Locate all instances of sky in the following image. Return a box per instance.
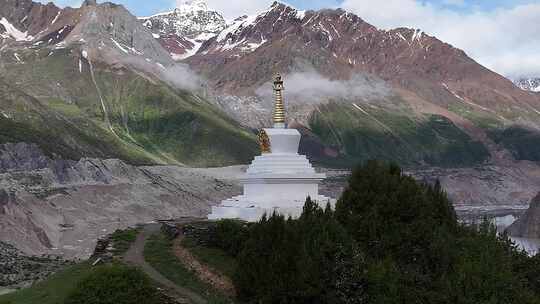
[38,0,540,78]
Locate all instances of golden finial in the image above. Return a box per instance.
[273,73,285,128]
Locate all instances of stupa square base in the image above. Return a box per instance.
[208,196,335,222]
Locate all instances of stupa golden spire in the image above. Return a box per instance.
[273,73,286,128]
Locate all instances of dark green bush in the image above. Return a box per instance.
[64,264,160,304]
[219,161,540,304]
[234,199,366,303]
[212,220,250,257]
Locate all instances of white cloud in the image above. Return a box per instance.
[442,0,466,7]
[255,71,391,102]
[341,0,540,78]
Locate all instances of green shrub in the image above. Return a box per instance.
[110,228,139,255]
[211,220,250,257]
[335,160,458,272]
[234,199,366,303]
[488,126,540,161]
[64,264,160,304]
[230,161,540,304]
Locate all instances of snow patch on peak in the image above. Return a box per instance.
[296,10,306,20]
[412,29,423,42]
[0,17,34,42]
[217,15,258,43]
[141,0,225,39]
[514,78,540,93]
[177,0,209,13]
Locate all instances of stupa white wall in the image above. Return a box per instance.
[208,128,335,222]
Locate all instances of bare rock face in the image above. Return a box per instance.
[0,143,52,173]
[0,143,240,259]
[0,0,175,77]
[507,193,540,238]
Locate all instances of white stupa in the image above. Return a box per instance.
[208,74,335,222]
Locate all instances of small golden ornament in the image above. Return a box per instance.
[258,129,271,154]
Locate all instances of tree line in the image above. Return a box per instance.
[213,161,540,304]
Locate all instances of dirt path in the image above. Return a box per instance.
[173,234,236,297]
[124,224,207,304]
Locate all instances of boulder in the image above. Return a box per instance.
[507,193,540,238]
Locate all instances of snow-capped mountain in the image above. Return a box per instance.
[515,78,540,92]
[140,0,226,60]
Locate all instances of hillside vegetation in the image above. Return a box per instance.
[192,161,540,303]
[310,103,490,167]
[0,48,258,166]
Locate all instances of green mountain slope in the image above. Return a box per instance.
[310,102,490,167]
[0,47,258,166]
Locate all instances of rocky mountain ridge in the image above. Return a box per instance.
[515,78,540,93]
[178,2,540,167]
[2,0,540,168]
[139,0,226,60]
[0,0,259,167]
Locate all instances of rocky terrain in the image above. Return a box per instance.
[507,193,540,238]
[0,241,70,289]
[0,143,240,259]
[411,162,540,212]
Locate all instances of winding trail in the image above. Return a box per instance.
[124,224,207,304]
[173,233,236,297]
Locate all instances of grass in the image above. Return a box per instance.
[0,263,92,304]
[0,47,258,167]
[143,233,234,303]
[110,228,140,256]
[309,102,490,168]
[181,237,238,278]
[447,102,503,130]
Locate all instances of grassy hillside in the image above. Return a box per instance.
[144,233,233,303]
[310,102,490,167]
[0,263,92,304]
[0,48,258,167]
[488,126,540,162]
[0,79,153,163]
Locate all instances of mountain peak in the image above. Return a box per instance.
[82,0,97,6]
[514,77,540,92]
[176,0,209,13]
[140,0,225,60]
